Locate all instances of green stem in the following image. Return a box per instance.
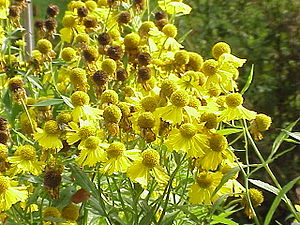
[242,119,300,221]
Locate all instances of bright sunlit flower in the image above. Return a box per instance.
[0,175,28,211]
[8,145,43,175]
[33,120,63,150]
[127,149,169,188]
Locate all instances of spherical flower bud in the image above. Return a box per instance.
[71,91,90,106]
[45,18,57,31]
[138,21,155,36]
[62,15,76,28]
[201,112,218,129]
[179,123,197,138]
[174,50,189,65]
[202,59,218,76]
[138,112,155,129]
[248,188,264,207]
[75,33,90,45]
[56,111,72,124]
[155,11,167,20]
[118,102,131,117]
[170,90,189,107]
[0,131,9,145]
[208,87,221,97]
[98,32,111,46]
[83,16,98,28]
[108,29,121,41]
[36,39,52,54]
[84,136,99,149]
[83,46,98,62]
[116,68,128,82]
[46,4,59,17]
[225,93,243,107]
[43,207,61,219]
[212,42,231,59]
[8,77,24,93]
[9,6,21,18]
[160,79,177,98]
[70,68,87,84]
[118,11,131,24]
[137,66,151,82]
[77,6,88,17]
[103,105,122,123]
[141,96,158,112]
[34,19,45,30]
[106,45,124,60]
[15,145,36,160]
[44,170,62,189]
[124,33,140,50]
[162,24,177,38]
[196,172,213,188]
[209,133,228,152]
[0,118,8,132]
[61,204,79,221]
[137,52,151,66]
[93,70,109,86]
[102,59,117,74]
[44,120,60,135]
[78,126,96,139]
[142,149,159,168]
[61,47,76,62]
[107,142,125,159]
[254,114,272,132]
[155,19,168,30]
[187,52,203,71]
[101,90,118,104]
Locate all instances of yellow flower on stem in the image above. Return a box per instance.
[101,142,141,175]
[165,123,208,157]
[0,0,9,19]
[76,136,107,167]
[155,90,199,124]
[59,14,85,43]
[127,149,169,188]
[0,175,28,211]
[158,0,192,15]
[200,133,229,170]
[188,171,229,204]
[8,145,43,175]
[219,93,257,122]
[71,91,102,122]
[33,120,63,151]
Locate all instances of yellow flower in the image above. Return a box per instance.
[188,171,229,204]
[33,120,63,150]
[101,142,141,175]
[76,136,107,167]
[127,149,169,188]
[0,0,9,19]
[219,93,257,122]
[66,120,98,147]
[165,123,208,157]
[155,90,199,124]
[0,175,28,211]
[8,145,43,175]
[59,15,85,43]
[158,0,192,15]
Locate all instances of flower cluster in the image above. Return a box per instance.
[0,0,273,223]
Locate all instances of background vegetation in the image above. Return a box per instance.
[31,0,300,223]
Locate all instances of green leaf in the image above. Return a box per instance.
[211,215,238,225]
[241,64,254,94]
[178,29,193,43]
[160,211,180,225]
[269,119,299,159]
[249,179,279,196]
[30,98,64,107]
[12,129,34,145]
[212,167,240,197]
[61,95,74,108]
[68,164,98,198]
[283,131,300,142]
[217,128,243,135]
[264,176,300,225]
